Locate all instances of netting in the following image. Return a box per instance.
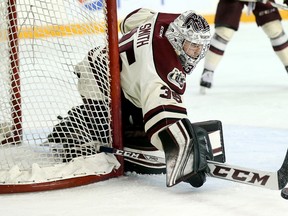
[0,0,121,192]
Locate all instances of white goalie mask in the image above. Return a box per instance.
[165,11,211,74]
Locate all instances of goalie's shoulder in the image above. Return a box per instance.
[120,8,157,34]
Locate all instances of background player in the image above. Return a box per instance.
[200,0,288,92]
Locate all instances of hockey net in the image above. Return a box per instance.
[0,0,122,193]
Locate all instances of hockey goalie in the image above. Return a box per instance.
[47,8,226,188]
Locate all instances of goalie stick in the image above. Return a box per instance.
[96,144,288,190]
[236,0,288,10]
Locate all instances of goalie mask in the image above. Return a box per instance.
[165,11,211,74]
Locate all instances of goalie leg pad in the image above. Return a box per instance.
[159,118,213,187]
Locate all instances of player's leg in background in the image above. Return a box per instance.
[254,3,288,73]
[200,0,243,93]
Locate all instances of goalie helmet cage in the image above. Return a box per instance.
[0,0,123,193]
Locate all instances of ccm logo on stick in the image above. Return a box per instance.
[115,149,140,159]
[212,165,270,186]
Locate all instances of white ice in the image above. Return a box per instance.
[1,22,288,216]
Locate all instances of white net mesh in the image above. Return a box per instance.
[0,0,120,189]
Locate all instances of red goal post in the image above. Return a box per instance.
[0,0,123,193]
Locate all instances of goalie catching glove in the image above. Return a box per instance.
[159,118,213,187]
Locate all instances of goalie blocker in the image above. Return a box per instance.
[123,119,226,187]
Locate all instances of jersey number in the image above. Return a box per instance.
[160,86,182,103]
